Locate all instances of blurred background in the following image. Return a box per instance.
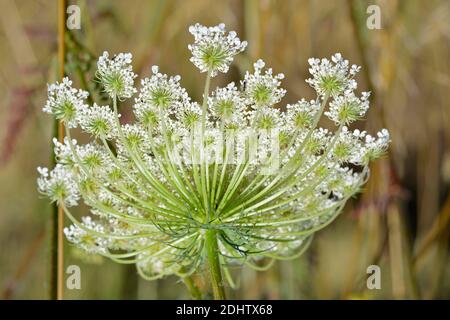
[0,0,449,299]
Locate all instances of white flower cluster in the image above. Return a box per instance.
[208,82,246,126]
[363,128,390,163]
[77,103,117,139]
[325,91,370,125]
[97,51,137,99]
[37,23,389,282]
[134,66,189,124]
[64,217,110,254]
[306,53,360,98]
[43,78,89,128]
[37,164,79,207]
[284,99,321,130]
[243,59,286,107]
[188,23,247,77]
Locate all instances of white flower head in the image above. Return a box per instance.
[64,217,109,254]
[37,164,79,207]
[188,23,247,77]
[77,103,117,139]
[38,22,390,284]
[177,101,203,129]
[97,51,137,100]
[325,91,370,125]
[134,66,189,116]
[306,53,360,98]
[243,59,286,107]
[362,128,390,163]
[43,77,89,128]
[75,142,111,173]
[285,99,321,130]
[208,82,246,124]
[332,126,364,164]
[120,124,147,150]
[53,137,77,167]
[253,107,283,130]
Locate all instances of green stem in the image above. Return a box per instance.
[200,71,212,219]
[201,70,212,134]
[205,230,226,300]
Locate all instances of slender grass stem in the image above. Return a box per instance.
[50,0,66,301]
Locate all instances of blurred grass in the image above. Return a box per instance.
[0,0,449,299]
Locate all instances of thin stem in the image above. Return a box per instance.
[111,97,188,210]
[227,94,329,209]
[210,121,225,208]
[50,0,66,301]
[205,230,226,300]
[201,70,212,135]
[154,112,202,210]
[214,130,233,206]
[222,124,344,218]
[65,129,187,220]
[200,71,212,219]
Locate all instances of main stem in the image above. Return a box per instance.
[205,230,226,300]
[200,71,225,299]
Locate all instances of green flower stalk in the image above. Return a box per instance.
[37,23,390,299]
